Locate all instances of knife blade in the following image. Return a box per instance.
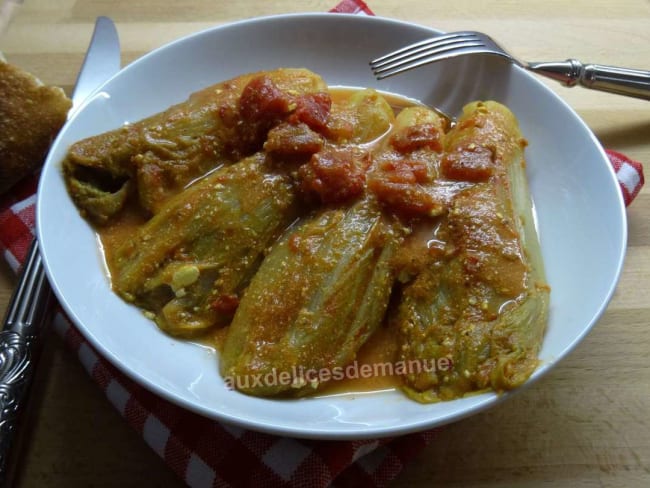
[70,17,121,114]
[0,16,121,486]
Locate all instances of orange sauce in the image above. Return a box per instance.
[206,322,401,395]
[317,324,401,395]
[98,206,147,279]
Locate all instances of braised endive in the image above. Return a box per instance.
[110,153,300,337]
[63,68,328,223]
[220,197,402,396]
[396,101,549,402]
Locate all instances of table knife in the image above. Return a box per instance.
[0,16,121,485]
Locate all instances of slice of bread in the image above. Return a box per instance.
[0,57,72,193]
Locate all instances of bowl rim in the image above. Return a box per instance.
[37,12,628,439]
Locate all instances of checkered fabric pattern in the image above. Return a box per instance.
[0,1,644,486]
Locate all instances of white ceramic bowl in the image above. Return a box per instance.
[37,14,626,439]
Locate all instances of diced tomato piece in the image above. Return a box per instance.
[441,145,494,182]
[289,92,332,133]
[368,158,441,217]
[390,124,443,153]
[239,76,293,123]
[299,147,370,204]
[264,122,324,157]
[211,294,240,315]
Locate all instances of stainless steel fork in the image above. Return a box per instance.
[370,31,650,101]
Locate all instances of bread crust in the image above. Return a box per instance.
[0,60,71,193]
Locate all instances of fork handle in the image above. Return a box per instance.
[527,59,650,101]
[0,239,53,486]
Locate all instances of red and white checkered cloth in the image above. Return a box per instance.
[0,1,645,486]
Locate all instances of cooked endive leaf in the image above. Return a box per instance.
[325,88,395,144]
[347,88,395,143]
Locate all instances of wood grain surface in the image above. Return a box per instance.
[1,1,649,486]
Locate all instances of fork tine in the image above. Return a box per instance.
[372,40,484,78]
[370,34,481,70]
[370,31,478,67]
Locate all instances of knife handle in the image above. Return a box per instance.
[0,239,53,486]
